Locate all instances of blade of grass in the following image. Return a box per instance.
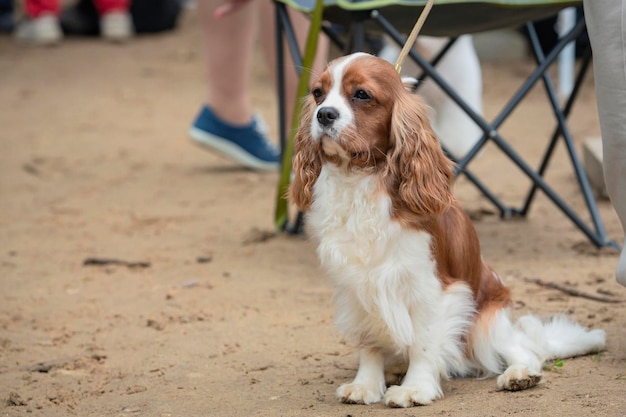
[274,0,325,231]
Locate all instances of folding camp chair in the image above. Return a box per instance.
[273,0,618,249]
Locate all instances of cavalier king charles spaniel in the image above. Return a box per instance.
[289,52,606,408]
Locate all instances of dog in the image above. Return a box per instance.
[288,52,606,408]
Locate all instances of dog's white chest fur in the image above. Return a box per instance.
[307,163,442,349]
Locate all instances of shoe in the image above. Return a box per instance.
[189,106,280,171]
[100,11,133,42]
[14,13,62,45]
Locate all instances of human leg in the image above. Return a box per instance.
[583,0,626,286]
[189,0,280,171]
[16,0,62,45]
[24,0,59,17]
[199,0,258,125]
[93,0,133,42]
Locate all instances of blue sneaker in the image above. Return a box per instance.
[189,106,280,171]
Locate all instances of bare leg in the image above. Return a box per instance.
[198,0,258,125]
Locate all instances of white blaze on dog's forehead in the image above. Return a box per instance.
[322,54,361,109]
[313,53,370,139]
[328,52,370,75]
[326,52,370,97]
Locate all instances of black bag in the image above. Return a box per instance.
[61,0,182,35]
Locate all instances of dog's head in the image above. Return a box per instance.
[289,52,454,217]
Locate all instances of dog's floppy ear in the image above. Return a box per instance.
[386,90,454,216]
[289,97,322,210]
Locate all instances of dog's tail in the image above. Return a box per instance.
[470,310,606,377]
[515,314,606,361]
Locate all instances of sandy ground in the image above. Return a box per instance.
[1,8,626,417]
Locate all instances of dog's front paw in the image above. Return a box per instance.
[497,364,542,391]
[336,382,383,404]
[383,384,439,408]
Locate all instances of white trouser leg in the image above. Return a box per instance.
[583,0,626,286]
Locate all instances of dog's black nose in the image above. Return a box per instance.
[317,107,339,127]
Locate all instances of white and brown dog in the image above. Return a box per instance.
[289,52,605,408]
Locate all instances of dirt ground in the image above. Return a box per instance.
[1,8,625,417]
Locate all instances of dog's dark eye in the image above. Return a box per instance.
[312,88,323,99]
[353,89,371,101]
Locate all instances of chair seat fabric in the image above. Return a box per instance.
[276,0,581,36]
